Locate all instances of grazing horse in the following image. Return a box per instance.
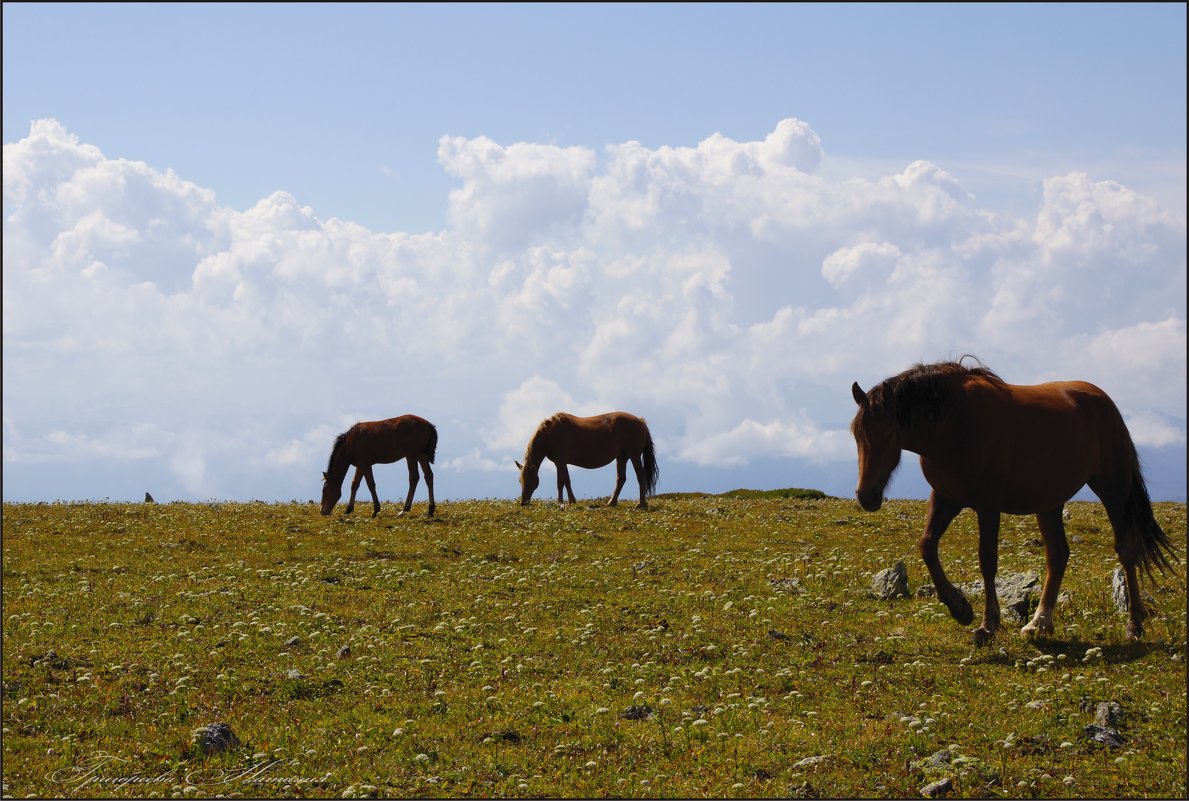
[516,412,659,508]
[321,415,438,517]
[850,360,1178,645]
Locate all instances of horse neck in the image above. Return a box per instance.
[896,403,961,459]
[327,438,353,485]
[524,427,550,470]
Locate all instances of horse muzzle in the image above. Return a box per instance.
[855,489,883,512]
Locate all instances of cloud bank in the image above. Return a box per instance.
[3,118,1185,501]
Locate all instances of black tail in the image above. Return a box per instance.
[640,432,659,498]
[424,424,438,464]
[1124,449,1179,581]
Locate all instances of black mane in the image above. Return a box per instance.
[867,358,1003,429]
[325,431,349,475]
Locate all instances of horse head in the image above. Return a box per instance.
[850,381,901,512]
[515,460,539,506]
[320,470,341,515]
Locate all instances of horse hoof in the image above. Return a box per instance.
[948,596,974,626]
[973,627,996,647]
[427,506,436,517]
[1020,622,1052,639]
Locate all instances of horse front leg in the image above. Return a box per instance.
[362,465,380,518]
[346,466,365,515]
[919,494,973,626]
[564,470,577,504]
[609,455,627,507]
[555,462,570,506]
[403,458,420,515]
[973,509,1002,647]
[420,458,436,517]
[1021,507,1069,638]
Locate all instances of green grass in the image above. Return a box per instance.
[2,494,1185,798]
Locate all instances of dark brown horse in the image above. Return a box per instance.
[321,415,438,517]
[850,360,1178,645]
[516,412,659,508]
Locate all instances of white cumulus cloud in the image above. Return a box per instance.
[3,117,1185,502]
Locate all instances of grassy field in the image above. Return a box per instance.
[2,492,1185,798]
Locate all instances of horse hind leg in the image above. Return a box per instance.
[630,452,648,509]
[420,458,435,516]
[1021,508,1069,639]
[1091,480,1149,639]
[973,509,1002,647]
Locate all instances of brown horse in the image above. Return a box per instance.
[850,359,1178,645]
[516,412,659,508]
[321,415,438,517]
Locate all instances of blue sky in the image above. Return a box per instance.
[3,3,1186,503]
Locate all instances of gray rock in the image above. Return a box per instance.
[144,492,155,503]
[1112,567,1129,612]
[1084,724,1125,748]
[913,749,952,771]
[958,572,1040,622]
[1095,701,1124,728]
[336,645,351,659]
[997,572,1040,622]
[916,583,936,598]
[285,669,306,680]
[283,636,301,650]
[191,722,240,756]
[921,777,953,798]
[621,704,652,720]
[871,560,910,600]
[792,754,832,769]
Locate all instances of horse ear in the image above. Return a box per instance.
[322,471,329,482]
[514,461,523,471]
[852,382,867,407]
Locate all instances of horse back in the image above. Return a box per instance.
[347,415,435,465]
[548,412,649,469]
[924,378,1129,512]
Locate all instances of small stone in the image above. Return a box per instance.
[792,754,832,769]
[285,669,305,680]
[921,777,953,798]
[621,704,652,720]
[283,636,301,649]
[191,722,240,756]
[871,561,910,600]
[144,492,155,503]
[1095,702,1124,728]
[913,749,952,771]
[336,645,351,659]
[1112,568,1129,612]
[996,572,1041,622]
[1084,724,1125,748]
